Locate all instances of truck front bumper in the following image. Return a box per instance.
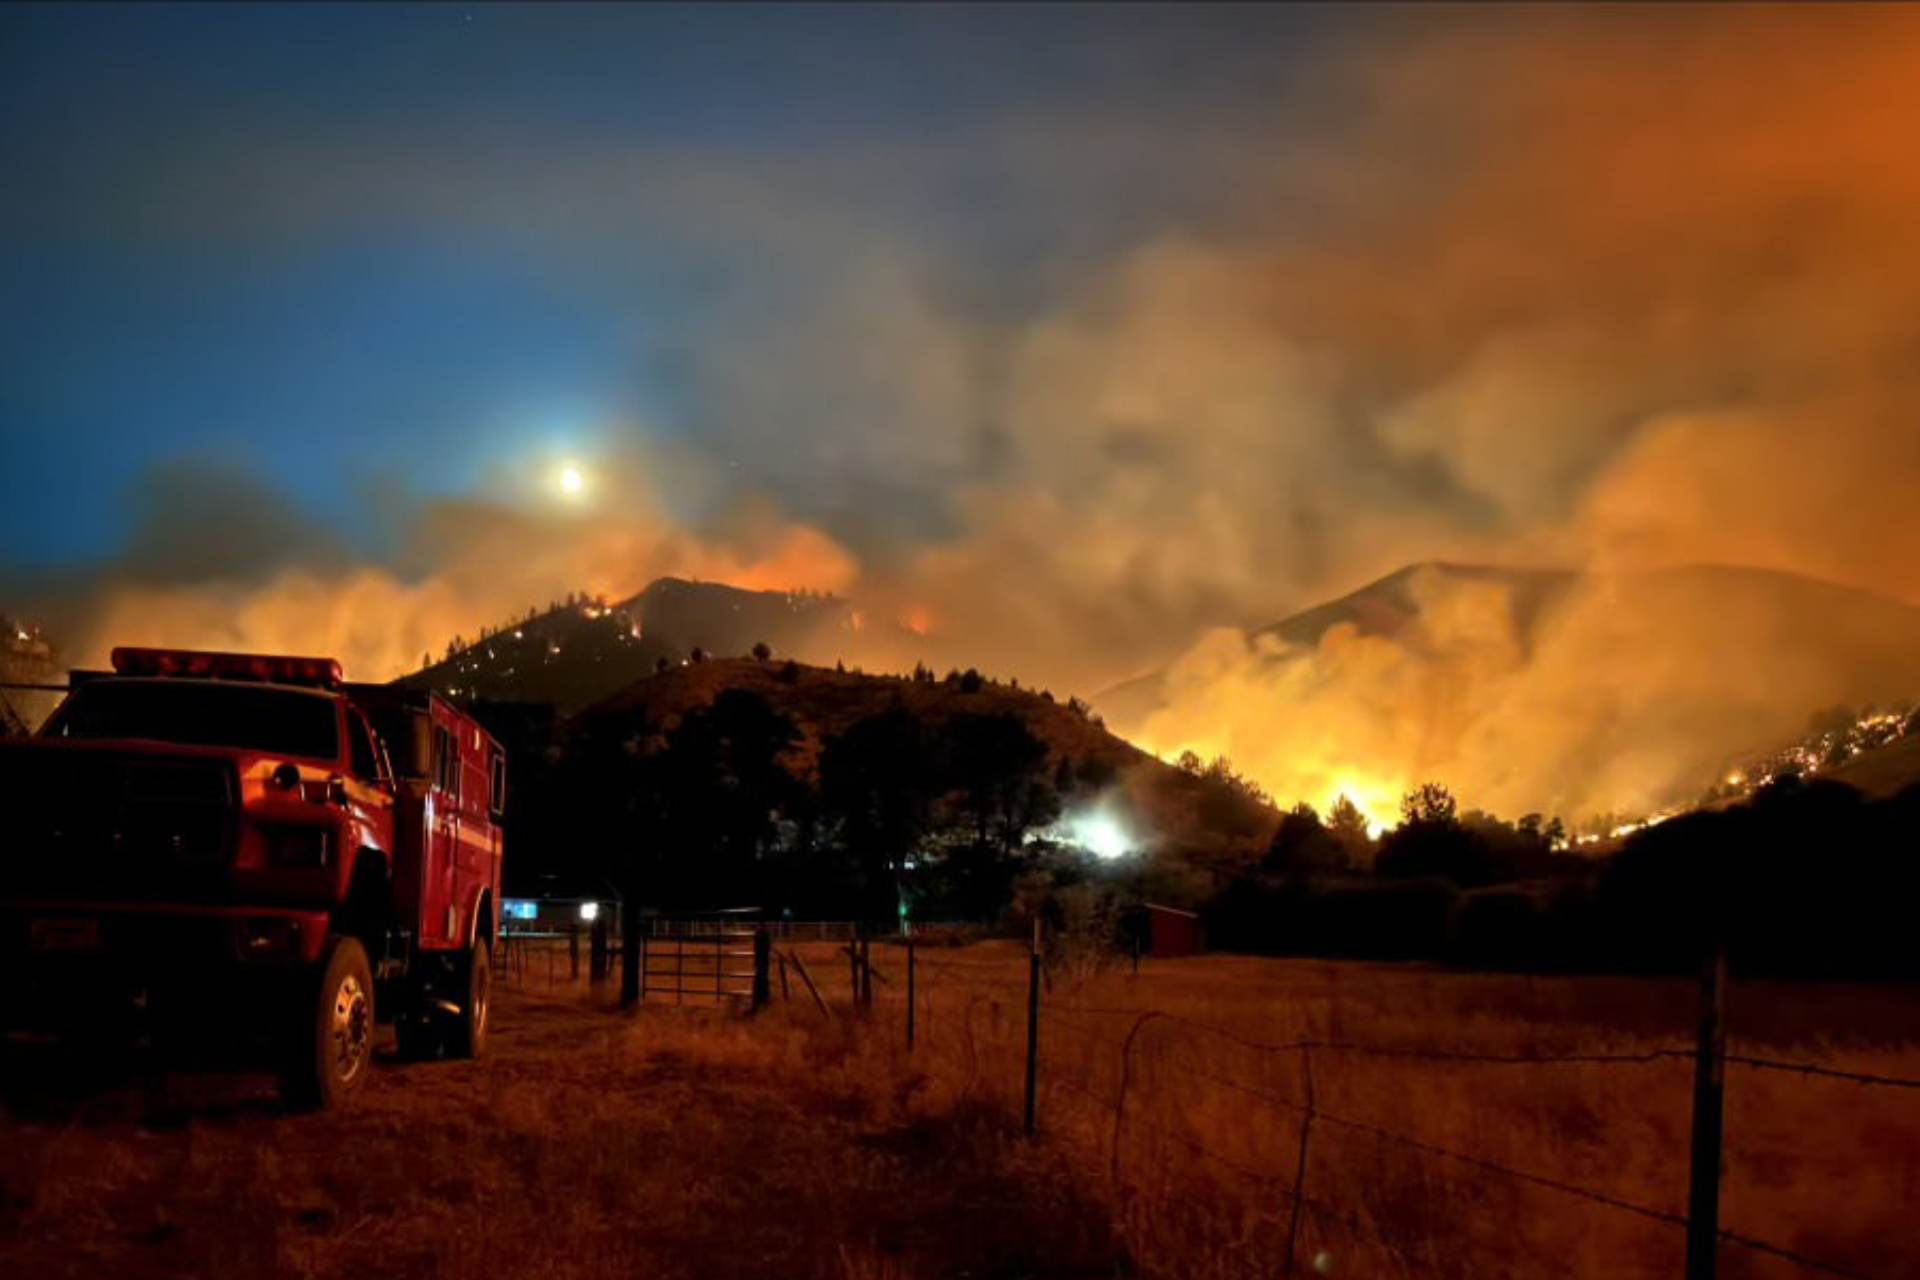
[0,900,332,1037]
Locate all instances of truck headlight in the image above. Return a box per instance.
[236,916,303,960]
[262,825,331,868]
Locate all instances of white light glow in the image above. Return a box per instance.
[1067,809,1136,861]
[558,464,585,498]
[578,901,599,922]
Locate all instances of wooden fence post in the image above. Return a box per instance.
[638,929,650,1004]
[1024,916,1042,1137]
[1686,938,1729,1280]
[1282,1045,1317,1280]
[751,926,772,1012]
[620,901,640,1008]
[906,934,917,1050]
[849,932,862,1009]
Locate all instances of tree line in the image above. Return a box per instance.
[503,687,1140,930]
[1211,773,1920,979]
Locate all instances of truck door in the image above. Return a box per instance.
[455,731,488,941]
[427,720,462,946]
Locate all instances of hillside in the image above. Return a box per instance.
[405,578,854,713]
[1096,560,1920,817]
[577,658,1277,866]
[1797,720,1920,799]
[1255,561,1578,650]
[1096,561,1578,726]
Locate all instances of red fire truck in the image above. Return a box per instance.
[0,647,505,1107]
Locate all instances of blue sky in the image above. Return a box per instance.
[0,3,1371,573]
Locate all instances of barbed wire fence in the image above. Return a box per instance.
[804,930,1919,1280]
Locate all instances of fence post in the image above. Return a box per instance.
[568,929,580,981]
[590,912,609,984]
[1282,1045,1317,1280]
[620,901,641,1008]
[1024,915,1042,1138]
[849,929,862,1010]
[1686,938,1728,1280]
[861,936,874,1007]
[906,933,917,1050]
[752,927,771,1012]
[639,929,650,1004]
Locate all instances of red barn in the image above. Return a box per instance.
[1138,903,1205,959]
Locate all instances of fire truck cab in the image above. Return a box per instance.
[0,647,505,1107]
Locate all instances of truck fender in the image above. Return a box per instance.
[465,887,495,951]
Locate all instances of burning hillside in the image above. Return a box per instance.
[1106,562,1920,830]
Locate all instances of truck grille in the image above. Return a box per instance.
[0,752,238,898]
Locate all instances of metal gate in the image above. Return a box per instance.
[639,923,770,1006]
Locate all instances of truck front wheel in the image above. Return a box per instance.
[444,939,490,1060]
[282,936,375,1110]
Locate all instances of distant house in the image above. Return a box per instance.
[1127,903,1205,959]
[500,871,620,938]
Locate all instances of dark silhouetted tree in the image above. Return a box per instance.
[649,689,801,898]
[820,708,938,921]
[1264,803,1349,878]
[1401,782,1458,826]
[1326,794,1374,864]
[945,713,1058,856]
[1378,783,1494,887]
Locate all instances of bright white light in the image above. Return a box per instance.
[1068,810,1135,861]
[578,901,599,922]
[558,464,585,497]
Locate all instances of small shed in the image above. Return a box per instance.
[1127,902,1205,959]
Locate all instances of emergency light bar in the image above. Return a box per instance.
[109,647,344,688]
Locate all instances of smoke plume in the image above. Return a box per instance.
[19,8,1920,822]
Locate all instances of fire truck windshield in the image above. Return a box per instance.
[46,680,341,761]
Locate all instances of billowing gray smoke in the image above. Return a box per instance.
[20,8,1920,823]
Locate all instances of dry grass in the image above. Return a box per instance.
[0,984,1120,1280]
[811,941,1920,1280]
[11,946,1915,1280]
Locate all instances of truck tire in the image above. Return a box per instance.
[281,936,375,1111]
[444,939,490,1060]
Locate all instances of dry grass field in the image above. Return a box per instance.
[5,946,1916,1280]
[0,984,1117,1280]
[793,940,1920,1280]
